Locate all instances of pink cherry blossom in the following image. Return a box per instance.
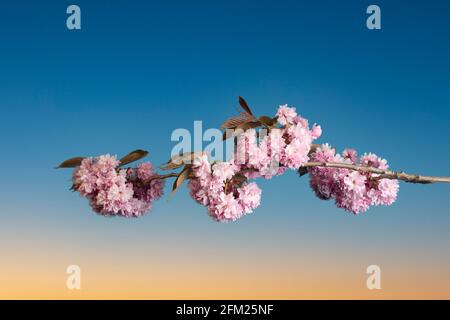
[311,124,322,139]
[188,103,320,222]
[342,148,357,164]
[212,162,236,182]
[67,101,403,222]
[238,182,262,214]
[136,162,155,180]
[308,144,399,215]
[276,104,297,125]
[344,171,366,194]
[72,155,164,217]
[211,192,243,222]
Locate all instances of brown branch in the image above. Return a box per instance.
[144,172,196,183]
[300,162,450,184]
[145,161,450,185]
[144,173,179,182]
[140,143,450,185]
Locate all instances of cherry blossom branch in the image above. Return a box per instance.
[146,161,450,185]
[145,172,179,181]
[143,142,450,185]
[299,162,450,184]
[58,97,450,219]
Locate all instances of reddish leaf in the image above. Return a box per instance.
[238,96,254,116]
[57,157,85,168]
[258,116,273,126]
[298,167,308,177]
[161,152,203,170]
[119,149,148,166]
[269,116,278,126]
[236,121,261,131]
[172,166,191,193]
[221,111,253,129]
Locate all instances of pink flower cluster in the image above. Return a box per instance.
[68,104,401,222]
[308,144,399,214]
[235,105,321,179]
[189,105,321,221]
[188,154,262,222]
[72,155,164,217]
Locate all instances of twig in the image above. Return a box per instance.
[148,161,450,185]
[144,173,179,182]
[300,162,450,184]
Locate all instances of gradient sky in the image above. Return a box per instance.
[1,0,450,299]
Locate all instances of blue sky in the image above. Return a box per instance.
[0,0,450,296]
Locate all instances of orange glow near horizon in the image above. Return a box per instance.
[1,238,449,299]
